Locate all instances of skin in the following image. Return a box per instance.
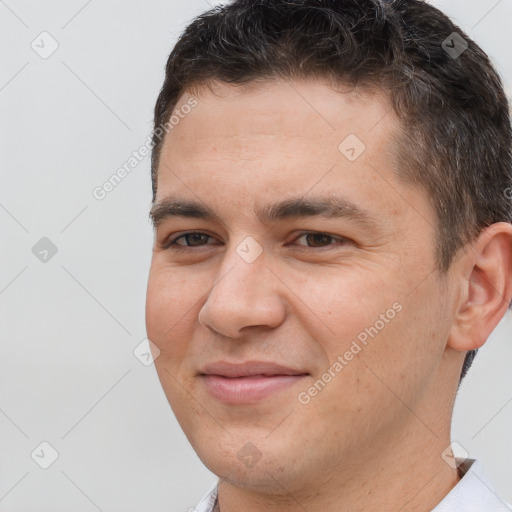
[145,78,512,512]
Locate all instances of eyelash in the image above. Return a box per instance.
[160,231,349,251]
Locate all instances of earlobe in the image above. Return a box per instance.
[448,222,512,352]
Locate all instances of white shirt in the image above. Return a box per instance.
[192,458,512,512]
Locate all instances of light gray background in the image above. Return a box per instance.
[0,1,510,511]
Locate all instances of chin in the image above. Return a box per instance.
[192,434,311,494]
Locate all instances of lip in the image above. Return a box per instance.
[199,361,309,404]
[200,361,308,378]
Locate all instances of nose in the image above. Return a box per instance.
[198,243,287,339]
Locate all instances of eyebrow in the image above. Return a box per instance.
[149,194,378,230]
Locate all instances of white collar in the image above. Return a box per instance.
[193,459,511,512]
[434,458,511,511]
[192,480,218,512]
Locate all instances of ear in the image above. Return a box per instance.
[448,222,512,351]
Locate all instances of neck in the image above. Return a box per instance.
[214,422,461,512]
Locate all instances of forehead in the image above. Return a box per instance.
[158,78,399,185]
[170,78,396,149]
[154,78,433,232]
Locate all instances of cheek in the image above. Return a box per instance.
[353,276,450,404]
[145,265,203,356]
[145,267,204,415]
[298,263,443,411]
[296,265,401,355]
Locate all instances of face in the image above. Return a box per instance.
[145,78,458,494]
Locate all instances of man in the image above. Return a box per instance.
[145,0,512,510]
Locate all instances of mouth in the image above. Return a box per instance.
[199,361,309,404]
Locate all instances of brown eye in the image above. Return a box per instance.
[162,232,219,250]
[175,233,212,246]
[295,232,344,248]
